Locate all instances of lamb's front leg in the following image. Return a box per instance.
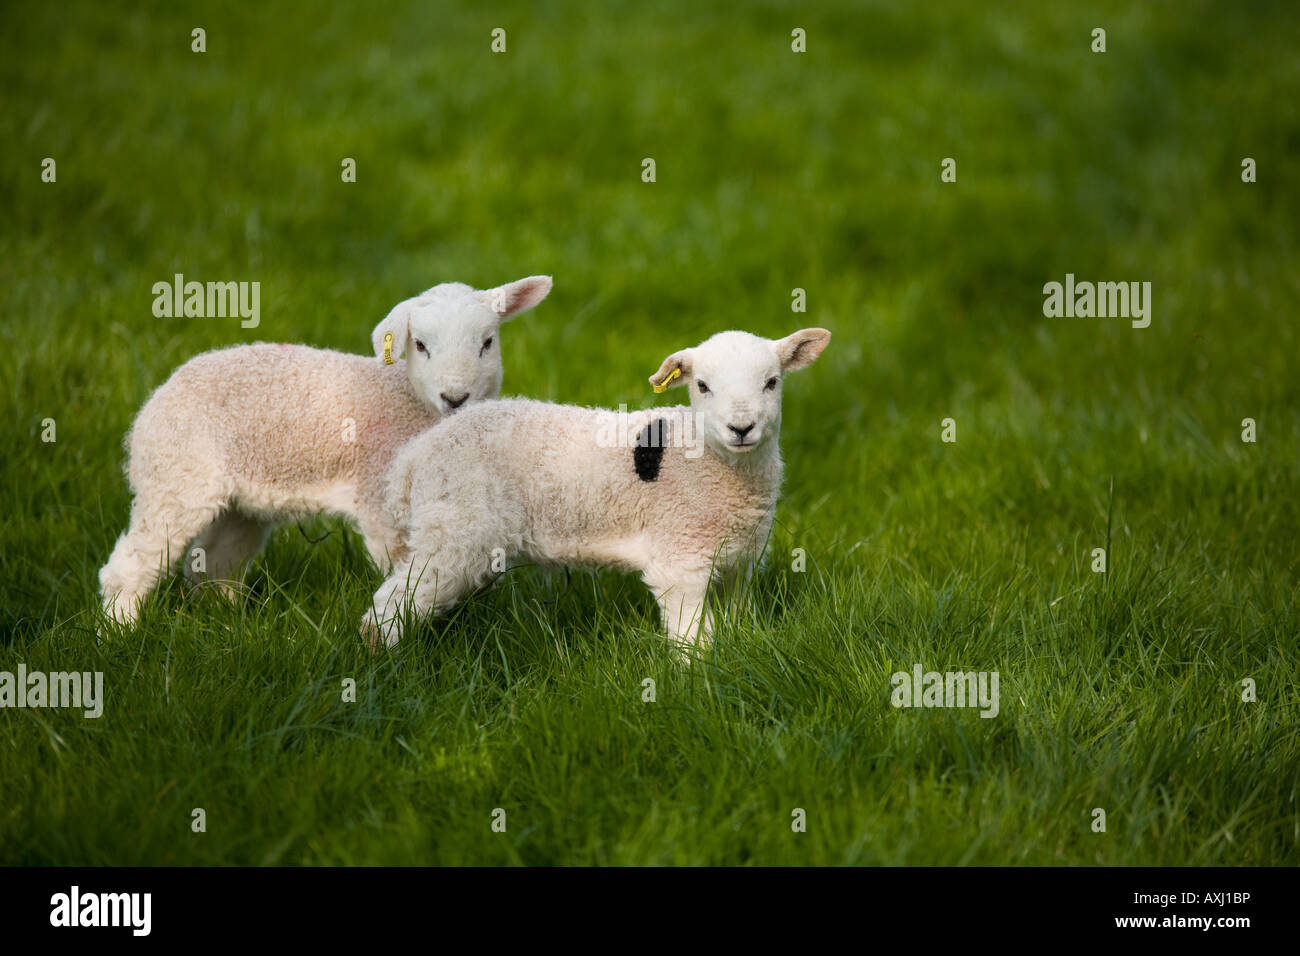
[644,570,712,660]
[361,552,485,652]
[362,562,414,652]
[359,516,408,574]
[356,489,408,573]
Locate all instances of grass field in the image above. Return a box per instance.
[2,1,1298,865]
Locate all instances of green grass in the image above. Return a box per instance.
[2,0,1298,865]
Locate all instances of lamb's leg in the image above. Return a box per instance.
[357,511,406,574]
[644,571,712,659]
[99,492,227,628]
[362,550,492,652]
[360,468,413,574]
[362,561,416,651]
[186,510,272,599]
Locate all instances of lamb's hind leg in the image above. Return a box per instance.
[99,490,228,628]
[186,509,272,600]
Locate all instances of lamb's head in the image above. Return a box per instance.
[649,328,830,456]
[371,275,552,415]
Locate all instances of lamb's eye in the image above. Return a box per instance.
[415,340,428,355]
[697,381,710,394]
[765,376,779,391]
[481,336,493,354]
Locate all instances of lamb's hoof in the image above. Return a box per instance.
[99,599,138,637]
[670,640,699,665]
[669,630,712,665]
[360,618,389,654]
[191,579,240,602]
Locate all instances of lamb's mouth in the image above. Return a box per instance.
[728,439,758,451]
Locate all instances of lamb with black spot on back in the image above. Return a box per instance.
[364,326,831,657]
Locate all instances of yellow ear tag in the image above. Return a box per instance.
[383,332,395,365]
[652,366,681,393]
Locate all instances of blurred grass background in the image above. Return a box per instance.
[0,0,1297,864]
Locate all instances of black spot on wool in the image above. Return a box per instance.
[633,418,668,482]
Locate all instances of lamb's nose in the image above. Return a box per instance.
[728,422,755,439]
[441,392,470,409]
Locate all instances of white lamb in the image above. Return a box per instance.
[364,327,831,654]
[99,275,553,627]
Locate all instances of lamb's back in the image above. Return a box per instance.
[127,343,437,491]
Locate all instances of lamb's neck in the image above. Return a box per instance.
[707,437,784,503]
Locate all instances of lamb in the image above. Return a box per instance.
[98,275,553,627]
[363,326,831,655]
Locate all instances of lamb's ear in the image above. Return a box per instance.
[648,349,693,392]
[482,275,553,322]
[773,328,831,372]
[371,302,410,362]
